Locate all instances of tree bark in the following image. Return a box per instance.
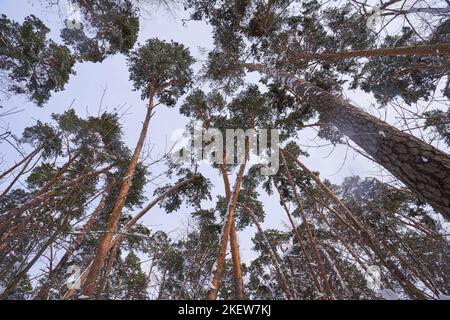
[245,63,450,220]
[380,7,450,16]
[82,92,155,297]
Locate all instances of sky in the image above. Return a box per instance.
[1,0,446,271]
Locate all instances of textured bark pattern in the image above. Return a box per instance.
[246,64,450,220]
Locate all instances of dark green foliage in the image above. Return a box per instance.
[60,0,140,62]
[128,38,195,105]
[105,251,148,300]
[351,27,450,105]
[22,121,62,158]
[0,15,76,105]
[424,109,450,147]
[154,174,212,213]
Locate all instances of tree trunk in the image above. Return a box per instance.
[283,150,430,299]
[82,92,155,297]
[273,179,323,297]
[0,150,35,202]
[381,7,450,16]
[0,163,114,253]
[290,43,450,61]
[0,151,80,234]
[229,221,245,299]
[0,215,69,299]
[245,63,450,220]
[97,241,119,298]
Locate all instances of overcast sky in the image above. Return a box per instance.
[2,0,446,266]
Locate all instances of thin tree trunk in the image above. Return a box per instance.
[0,152,80,235]
[245,63,450,219]
[97,241,119,298]
[145,259,155,291]
[0,163,114,252]
[83,92,155,297]
[280,152,334,300]
[0,216,69,299]
[380,7,450,16]
[0,150,35,202]
[244,206,293,299]
[157,268,167,300]
[273,179,323,297]
[34,186,109,300]
[284,150,430,299]
[290,43,450,61]
[321,247,349,298]
[0,145,42,181]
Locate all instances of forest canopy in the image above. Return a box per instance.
[0,0,449,301]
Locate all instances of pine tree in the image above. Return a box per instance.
[82,38,195,297]
[0,15,76,105]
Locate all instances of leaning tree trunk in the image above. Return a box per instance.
[0,163,114,253]
[290,43,450,61]
[273,179,324,297]
[0,150,35,202]
[82,91,155,297]
[245,63,450,220]
[280,152,334,300]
